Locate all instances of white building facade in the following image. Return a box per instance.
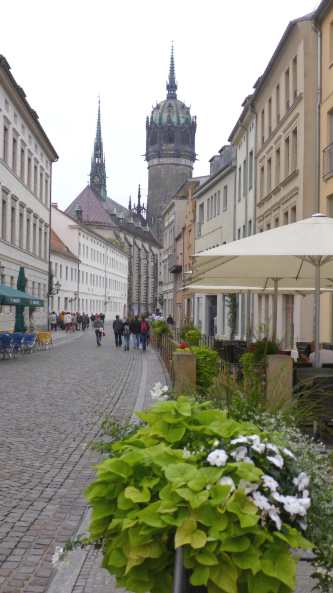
[193,146,236,336]
[0,55,58,331]
[51,206,128,319]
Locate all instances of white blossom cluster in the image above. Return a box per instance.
[51,545,64,567]
[150,382,169,401]
[206,434,311,532]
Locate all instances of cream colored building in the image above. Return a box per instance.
[317,0,333,341]
[0,55,58,331]
[194,146,236,336]
[252,14,317,346]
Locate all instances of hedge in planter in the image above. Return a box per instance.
[85,397,313,593]
[191,346,220,393]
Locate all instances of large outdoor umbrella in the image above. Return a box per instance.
[14,267,27,333]
[194,214,333,367]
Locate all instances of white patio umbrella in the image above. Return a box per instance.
[194,214,333,367]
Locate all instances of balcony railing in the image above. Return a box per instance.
[323,143,333,179]
[168,253,182,274]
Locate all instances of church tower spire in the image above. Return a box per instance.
[166,43,177,99]
[90,98,107,201]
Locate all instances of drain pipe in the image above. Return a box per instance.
[314,23,321,214]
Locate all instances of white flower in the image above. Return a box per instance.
[267,454,284,469]
[252,491,272,511]
[268,507,282,530]
[150,382,169,401]
[238,479,259,494]
[231,436,250,445]
[282,495,311,517]
[266,443,280,455]
[282,447,296,459]
[251,442,266,454]
[298,519,308,531]
[161,385,169,393]
[207,449,228,467]
[182,447,191,458]
[52,545,64,566]
[212,439,220,448]
[242,457,254,464]
[248,435,261,445]
[272,492,286,504]
[262,474,279,491]
[293,472,310,492]
[218,476,236,491]
[231,446,248,462]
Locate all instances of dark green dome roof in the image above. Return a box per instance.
[151,99,192,126]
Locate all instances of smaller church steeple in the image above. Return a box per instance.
[90,98,107,201]
[136,184,142,214]
[166,43,177,100]
[128,195,132,211]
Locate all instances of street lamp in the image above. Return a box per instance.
[48,280,61,296]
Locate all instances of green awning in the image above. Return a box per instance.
[0,284,44,307]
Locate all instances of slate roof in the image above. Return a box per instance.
[50,230,79,261]
[65,186,112,225]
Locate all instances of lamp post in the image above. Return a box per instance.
[47,280,61,329]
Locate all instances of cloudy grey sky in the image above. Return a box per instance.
[2,0,317,211]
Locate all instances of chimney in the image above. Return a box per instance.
[75,205,83,222]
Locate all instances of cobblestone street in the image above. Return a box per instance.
[0,329,166,593]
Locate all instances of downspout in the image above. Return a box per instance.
[314,23,321,214]
[250,102,257,233]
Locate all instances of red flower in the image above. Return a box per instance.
[179,341,189,349]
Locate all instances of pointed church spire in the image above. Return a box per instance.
[128,195,132,211]
[166,43,177,99]
[136,184,142,213]
[90,97,108,201]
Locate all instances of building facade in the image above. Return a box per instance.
[252,14,317,346]
[193,146,236,336]
[51,206,128,319]
[145,47,196,242]
[0,55,58,331]
[50,230,80,314]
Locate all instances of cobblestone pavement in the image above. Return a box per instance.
[0,329,166,593]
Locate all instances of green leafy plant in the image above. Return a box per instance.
[151,320,172,337]
[182,327,201,346]
[227,294,238,340]
[191,346,220,393]
[85,397,313,593]
[250,339,279,363]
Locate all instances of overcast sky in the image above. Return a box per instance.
[2,0,318,211]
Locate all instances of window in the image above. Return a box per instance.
[10,206,16,244]
[223,185,228,211]
[261,109,265,144]
[19,210,23,248]
[266,222,271,230]
[26,217,30,251]
[3,125,8,162]
[213,193,217,217]
[268,97,272,135]
[260,165,265,198]
[34,163,38,194]
[276,147,281,185]
[243,159,247,197]
[39,171,43,201]
[292,127,298,170]
[242,224,246,237]
[44,230,48,260]
[38,227,42,258]
[59,264,63,279]
[275,217,279,228]
[207,199,210,220]
[248,220,252,235]
[45,177,49,205]
[267,158,272,193]
[237,228,241,240]
[12,136,17,173]
[292,56,298,100]
[1,199,7,240]
[33,222,37,254]
[217,190,221,215]
[285,136,291,177]
[27,156,32,188]
[283,211,289,225]
[238,166,242,201]
[20,147,25,180]
[249,150,254,190]
[290,205,296,223]
[285,68,290,112]
[276,84,280,123]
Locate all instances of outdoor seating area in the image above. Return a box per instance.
[0,331,53,360]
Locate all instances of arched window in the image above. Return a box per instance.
[165,129,174,144]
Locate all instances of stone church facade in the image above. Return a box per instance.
[65,104,160,316]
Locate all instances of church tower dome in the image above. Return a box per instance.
[145,46,196,241]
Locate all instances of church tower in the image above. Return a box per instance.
[90,99,107,201]
[145,46,196,242]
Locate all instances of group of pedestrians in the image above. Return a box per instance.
[49,311,105,333]
[112,314,150,351]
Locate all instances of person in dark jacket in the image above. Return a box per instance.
[140,316,150,352]
[130,315,141,348]
[113,315,123,347]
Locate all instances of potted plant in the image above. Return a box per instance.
[85,394,313,593]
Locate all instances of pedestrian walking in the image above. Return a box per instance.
[122,319,131,351]
[113,315,123,347]
[93,314,104,346]
[64,312,72,333]
[140,316,150,352]
[49,311,57,331]
[130,315,141,348]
